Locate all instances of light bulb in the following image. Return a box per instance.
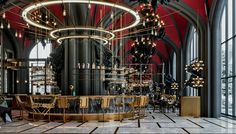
[2,12,6,19]
[0,23,3,29]
[15,31,18,37]
[88,3,91,9]
[154,31,157,36]
[111,12,114,18]
[151,29,154,35]
[63,9,66,16]
[19,32,22,38]
[7,22,10,29]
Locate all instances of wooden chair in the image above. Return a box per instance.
[79,96,89,122]
[41,96,57,121]
[29,96,42,121]
[29,95,57,121]
[15,95,31,120]
[57,96,70,122]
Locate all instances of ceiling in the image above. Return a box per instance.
[1,0,213,69]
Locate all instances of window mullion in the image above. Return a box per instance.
[225,2,229,114]
[233,0,236,116]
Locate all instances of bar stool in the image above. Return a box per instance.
[115,96,124,121]
[79,96,89,122]
[139,96,148,118]
[57,96,69,122]
[128,96,141,120]
[99,96,110,122]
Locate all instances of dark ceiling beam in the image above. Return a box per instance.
[163,6,184,45]
[92,5,98,26]
[168,2,206,32]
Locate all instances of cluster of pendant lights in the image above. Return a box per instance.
[31,10,57,27]
[131,3,165,71]
[185,59,205,88]
[1,12,23,38]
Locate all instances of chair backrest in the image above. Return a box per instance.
[50,96,58,107]
[133,96,141,107]
[79,96,89,109]
[140,96,146,107]
[15,95,23,104]
[101,97,110,109]
[57,96,69,109]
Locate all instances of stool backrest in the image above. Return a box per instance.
[140,96,146,107]
[101,97,110,109]
[80,96,89,109]
[57,96,69,109]
[133,96,141,107]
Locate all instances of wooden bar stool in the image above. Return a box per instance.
[99,96,110,122]
[115,96,124,121]
[57,96,69,122]
[79,96,89,122]
[128,96,141,120]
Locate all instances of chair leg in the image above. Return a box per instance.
[33,113,35,121]
[63,109,66,123]
[20,110,23,120]
[82,108,84,122]
[48,112,50,122]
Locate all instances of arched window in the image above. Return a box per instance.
[172,52,176,80]
[220,0,236,116]
[186,26,199,96]
[29,41,52,95]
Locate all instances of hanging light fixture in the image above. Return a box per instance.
[2,12,6,19]
[19,32,22,38]
[0,22,3,29]
[62,7,66,17]
[7,22,10,29]
[15,31,18,37]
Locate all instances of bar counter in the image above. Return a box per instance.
[16,95,149,122]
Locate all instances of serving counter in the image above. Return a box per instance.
[15,95,149,122]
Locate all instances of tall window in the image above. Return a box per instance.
[221,0,236,116]
[172,52,176,80]
[29,41,52,94]
[186,26,198,96]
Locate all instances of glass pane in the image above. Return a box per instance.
[172,53,176,80]
[221,8,226,43]
[227,0,233,38]
[221,79,226,114]
[221,43,226,77]
[228,40,233,76]
[228,78,233,115]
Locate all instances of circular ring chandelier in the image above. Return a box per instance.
[49,26,115,40]
[57,35,108,44]
[22,0,140,33]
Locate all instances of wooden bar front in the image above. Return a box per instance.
[180,96,200,117]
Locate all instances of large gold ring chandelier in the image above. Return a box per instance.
[22,0,140,38]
